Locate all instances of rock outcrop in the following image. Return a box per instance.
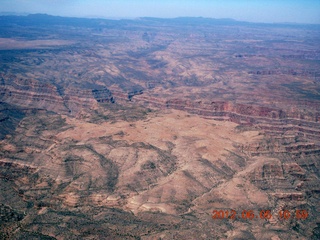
[112,92,320,145]
[0,74,115,115]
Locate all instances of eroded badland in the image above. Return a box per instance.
[0,15,319,239]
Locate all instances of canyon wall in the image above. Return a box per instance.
[0,74,115,116]
[1,76,319,144]
[113,91,320,144]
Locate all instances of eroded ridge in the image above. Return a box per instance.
[0,108,319,239]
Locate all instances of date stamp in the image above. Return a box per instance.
[212,209,309,220]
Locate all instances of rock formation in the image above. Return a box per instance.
[0,15,319,239]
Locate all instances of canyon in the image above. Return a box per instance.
[0,14,319,239]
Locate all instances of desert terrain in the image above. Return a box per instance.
[0,14,319,239]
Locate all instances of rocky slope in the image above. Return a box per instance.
[0,109,319,239]
[0,74,115,117]
[1,75,319,143]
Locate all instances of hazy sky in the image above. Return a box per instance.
[1,0,320,24]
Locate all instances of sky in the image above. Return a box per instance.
[1,0,320,24]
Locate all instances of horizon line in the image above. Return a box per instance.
[1,12,320,26]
